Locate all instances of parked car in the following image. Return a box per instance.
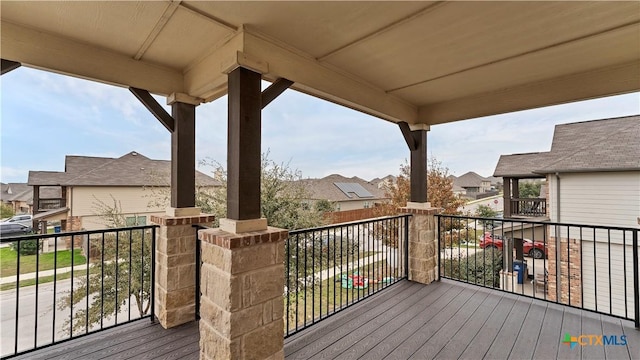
[479,232,547,259]
[479,232,503,251]
[523,238,547,259]
[2,214,33,227]
[0,223,32,237]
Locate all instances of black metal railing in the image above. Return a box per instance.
[436,214,639,328]
[192,224,211,321]
[510,197,546,217]
[285,214,411,337]
[0,225,157,359]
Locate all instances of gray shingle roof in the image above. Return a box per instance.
[494,115,640,177]
[298,174,386,202]
[0,183,31,202]
[28,151,220,187]
[453,172,489,188]
[493,152,551,178]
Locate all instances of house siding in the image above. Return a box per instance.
[71,186,166,230]
[547,171,639,320]
[548,171,640,228]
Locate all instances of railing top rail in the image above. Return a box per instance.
[435,214,639,232]
[289,214,412,235]
[0,224,159,243]
[510,197,546,201]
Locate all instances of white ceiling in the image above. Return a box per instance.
[2,1,639,125]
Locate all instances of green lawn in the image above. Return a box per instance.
[0,248,86,277]
[285,259,398,332]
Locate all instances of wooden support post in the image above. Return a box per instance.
[261,78,293,109]
[170,101,196,208]
[227,67,262,220]
[1,59,21,75]
[129,87,175,132]
[504,177,512,218]
[399,122,428,203]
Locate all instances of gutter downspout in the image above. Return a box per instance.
[555,173,561,302]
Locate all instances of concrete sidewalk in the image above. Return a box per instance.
[0,263,90,285]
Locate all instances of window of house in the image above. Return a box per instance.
[364,201,370,208]
[125,215,147,226]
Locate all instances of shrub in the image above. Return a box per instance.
[10,239,41,256]
[443,249,503,287]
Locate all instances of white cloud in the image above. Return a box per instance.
[2,68,638,185]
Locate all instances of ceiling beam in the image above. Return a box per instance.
[129,87,175,132]
[388,20,640,94]
[243,30,417,123]
[261,78,293,109]
[1,21,184,96]
[419,61,640,125]
[1,59,21,75]
[134,0,182,60]
[317,1,446,62]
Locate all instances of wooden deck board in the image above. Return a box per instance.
[8,279,638,360]
[532,302,564,359]
[433,289,503,359]
[581,311,607,359]
[354,283,464,360]
[384,286,479,359]
[309,281,449,360]
[483,294,533,360]
[457,293,518,359]
[508,300,546,359]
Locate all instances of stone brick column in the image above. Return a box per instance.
[151,209,215,329]
[400,202,439,285]
[547,231,582,306]
[198,225,287,360]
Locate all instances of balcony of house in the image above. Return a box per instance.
[509,197,547,218]
[2,214,638,360]
[36,198,66,212]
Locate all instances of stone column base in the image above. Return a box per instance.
[198,226,287,360]
[151,213,215,329]
[400,204,439,285]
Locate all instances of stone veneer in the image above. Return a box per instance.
[546,233,582,306]
[198,226,287,360]
[151,214,216,329]
[400,206,439,285]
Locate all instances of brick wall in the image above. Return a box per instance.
[547,233,582,307]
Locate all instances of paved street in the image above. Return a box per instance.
[0,277,143,357]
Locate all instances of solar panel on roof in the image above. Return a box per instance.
[334,182,373,198]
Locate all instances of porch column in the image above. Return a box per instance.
[199,65,288,360]
[399,122,429,202]
[151,214,215,329]
[398,122,439,285]
[169,95,197,209]
[511,178,520,216]
[503,177,512,217]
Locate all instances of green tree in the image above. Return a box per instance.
[314,199,335,213]
[150,152,326,230]
[1,203,15,218]
[476,204,498,218]
[475,204,499,229]
[375,157,467,247]
[57,196,152,336]
[376,157,466,216]
[519,181,542,198]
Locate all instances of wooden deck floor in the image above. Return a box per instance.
[11,280,639,360]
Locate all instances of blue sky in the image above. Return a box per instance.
[1,67,638,184]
